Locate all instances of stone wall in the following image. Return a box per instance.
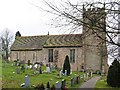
[82,7,108,73]
[10,47,83,71]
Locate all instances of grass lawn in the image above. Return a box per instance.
[2,60,85,89]
[95,76,120,90]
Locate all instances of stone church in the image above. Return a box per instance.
[10,7,108,74]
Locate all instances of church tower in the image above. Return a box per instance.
[82,5,108,74]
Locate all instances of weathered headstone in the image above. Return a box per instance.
[59,70,62,78]
[39,67,42,74]
[34,64,38,69]
[64,70,67,76]
[46,66,50,73]
[21,75,30,88]
[90,71,93,77]
[28,60,31,66]
[14,61,17,66]
[46,81,50,89]
[71,77,74,86]
[17,62,19,66]
[31,64,34,69]
[70,69,72,74]
[50,65,53,72]
[21,64,25,70]
[17,68,21,74]
[17,60,21,66]
[55,81,61,90]
[74,76,77,84]
[37,64,41,70]
[86,72,89,80]
[76,76,80,84]
[61,79,66,89]
[21,60,25,65]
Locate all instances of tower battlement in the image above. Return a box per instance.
[84,7,105,12]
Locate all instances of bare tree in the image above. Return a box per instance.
[0,28,13,61]
[38,1,120,61]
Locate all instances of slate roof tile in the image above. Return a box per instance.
[11,34,82,50]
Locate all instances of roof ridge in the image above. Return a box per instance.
[18,35,47,38]
[19,33,82,38]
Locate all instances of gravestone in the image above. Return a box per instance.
[31,64,34,69]
[59,70,62,78]
[21,64,25,70]
[21,75,30,88]
[70,70,72,74]
[19,60,25,66]
[61,79,66,89]
[17,60,21,66]
[28,60,31,66]
[37,64,41,70]
[64,70,67,76]
[34,64,38,69]
[71,77,74,86]
[80,75,83,80]
[76,76,80,84]
[90,71,93,77]
[17,68,21,74]
[14,61,17,66]
[46,81,50,89]
[74,76,77,84]
[50,65,53,72]
[55,81,61,90]
[46,66,50,73]
[86,72,89,80]
[39,67,42,74]
[17,62,19,66]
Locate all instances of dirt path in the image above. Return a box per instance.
[80,76,101,89]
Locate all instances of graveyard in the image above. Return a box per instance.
[2,59,120,89]
[2,59,95,89]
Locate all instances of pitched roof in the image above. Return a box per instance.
[44,34,82,47]
[11,34,82,51]
[11,35,47,51]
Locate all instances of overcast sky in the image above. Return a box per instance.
[0,0,110,36]
[0,0,116,65]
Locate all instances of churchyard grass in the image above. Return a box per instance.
[95,76,120,89]
[2,61,85,88]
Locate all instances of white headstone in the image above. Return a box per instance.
[34,64,38,69]
[46,67,50,73]
[29,65,32,69]
[70,70,72,74]
[90,71,92,77]
[59,70,62,78]
[65,70,67,76]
